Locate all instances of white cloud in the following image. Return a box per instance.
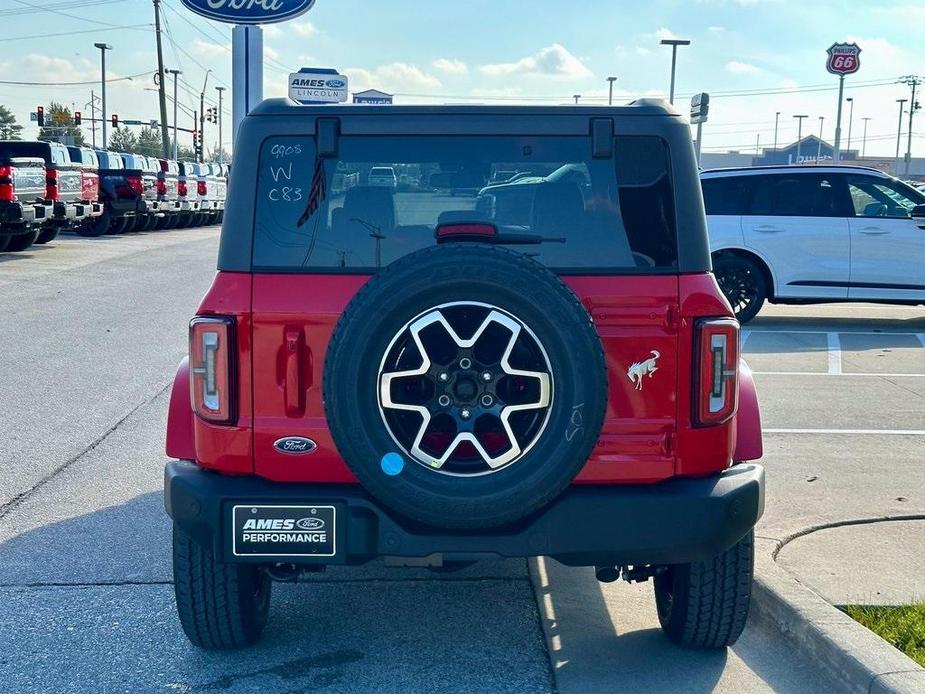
[650,27,680,41]
[479,44,592,79]
[725,60,760,75]
[345,63,442,93]
[432,58,468,75]
[262,24,283,38]
[264,45,281,62]
[190,39,229,59]
[292,21,318,38]
[708,26,726,32]
[635,46,652,56]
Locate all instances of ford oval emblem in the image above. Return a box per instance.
[326,79,346,89]
[296,517,325,530]
[179,0,316,25]
[273,436,318,455]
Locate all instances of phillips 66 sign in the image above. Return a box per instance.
[826,43,861,76]
[180,0,316,24]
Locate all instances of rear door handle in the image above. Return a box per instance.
[753,225,785,233]
[284,330,304,416]
[858,227,890,235]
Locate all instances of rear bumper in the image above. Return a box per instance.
[53,201,87,223]
[164,461,764,567]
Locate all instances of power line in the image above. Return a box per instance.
[0,24,150,42]
[0,72,149,87]
[0,0,126,15]
[12,0,129,28]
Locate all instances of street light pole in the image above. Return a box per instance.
[166,69,182,160]
[199,69,212,161]
[817,116,824,162]
[573,94,581,104]
[895,98,908,172]
[773,111,780,152]
[861,117,871,158]
[215,86,226,163]
[660,39,691,104]
[606,76,617,106]
[845,97,854,155]
[899,76,921,177]
[94,43,111,147]
[793,114,808,164]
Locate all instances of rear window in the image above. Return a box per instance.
[702,176,751,215]
[253,134,677,273]
[749,174,847,217]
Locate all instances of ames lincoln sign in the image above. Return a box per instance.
[180,0,315,24]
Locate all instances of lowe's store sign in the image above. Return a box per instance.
[180,0,315,24]
[289,68,349,104]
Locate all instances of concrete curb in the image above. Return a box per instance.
[752,537,925,694]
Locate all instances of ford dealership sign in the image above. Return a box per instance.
[180,0,316,25]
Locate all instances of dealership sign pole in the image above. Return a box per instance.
[826,42,861,163]
[179,0,317,150]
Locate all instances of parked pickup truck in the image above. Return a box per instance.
[177,161,203,226]
[156,158,182,229]
[80,150,147,236]
[0,153,53,252]
[0,140,87,244]
[118,153,163,232]
[192,162,226,225]
[64,146,105,226]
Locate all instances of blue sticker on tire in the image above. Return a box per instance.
[380,452,405,476]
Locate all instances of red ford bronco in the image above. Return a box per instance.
[165,99,765,650]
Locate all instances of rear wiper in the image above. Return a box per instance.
[488,234,566,245]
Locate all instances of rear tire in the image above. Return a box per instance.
[654,529,754,649]
[107,216,132,235]
[172,525,271,649]
[6,229,39,252]
[713,254,767,324]
[35,226,60,244]
[78,210,111,237]
[0,234,11,252]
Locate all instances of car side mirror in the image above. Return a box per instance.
[911,203,925,219]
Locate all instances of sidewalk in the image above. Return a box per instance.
[776,518,925,606]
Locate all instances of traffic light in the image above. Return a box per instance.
[206,107,217,123]
[111,114,119,128]
[74,111,81,126]
[36,105,44,127]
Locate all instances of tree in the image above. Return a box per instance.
[176,144,197,162]
[137,127,162,157]
[38,101,84,145]
[0,105,22,140]
[108,127,138,153]
[208,147,231,164]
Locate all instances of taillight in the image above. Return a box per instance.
[0,165,13,202]
[189,316,235,423]
[156,178,167,195]
[197,180,207,196]
[46,168,59,201]
[126,175,143,195]
[178,180,187,197]
[693,317,739,426]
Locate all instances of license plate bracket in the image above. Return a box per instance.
[231,504,337,558]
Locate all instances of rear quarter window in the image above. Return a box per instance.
[252,133,678,274]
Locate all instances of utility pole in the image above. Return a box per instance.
[845,97,854,155]
[606,76,617,106]
[895,98,908,173]
[898,75,922,177]
[773,111,780,153]
[861,117,871,158]
[193,109,198,156]
[167,69,181,160]
[199,70,212,161]
[94,43,111,147]
[660,38,691,104]
[793,114,808,164]
[153,0,170,158]
[87,90,99,148]
[215,86,226,163]
[817,117,824,163]
[832,75,845,162]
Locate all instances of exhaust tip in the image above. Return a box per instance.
[595,565,620,583]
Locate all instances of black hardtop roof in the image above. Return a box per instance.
[702,164,889,176]
[249,97,680,118]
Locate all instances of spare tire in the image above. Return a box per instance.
[324,244,607,529]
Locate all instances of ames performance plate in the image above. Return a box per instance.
[232,505,336,557]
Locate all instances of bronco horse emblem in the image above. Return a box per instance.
[627,350,660,391]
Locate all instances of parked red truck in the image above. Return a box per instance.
[165,100,765,651]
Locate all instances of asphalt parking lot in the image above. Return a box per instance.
[1,229,921,692]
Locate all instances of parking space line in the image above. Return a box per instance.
[754,371,925,378]
[765,428,925,435]
[746,329,923,337]
[917,334,925,350]
[826,332,842,375]
[740,329,751,350]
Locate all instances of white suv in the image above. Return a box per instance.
[702,165,925,322]
[367,166,397,188]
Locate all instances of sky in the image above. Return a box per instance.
[1,0,923,159]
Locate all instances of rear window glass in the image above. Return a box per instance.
[253,134,677,273]
[702,176,752,215]
[749,174,846,217]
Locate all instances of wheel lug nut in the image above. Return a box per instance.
[439,373,449,382]
[481,372,492,382]
[438,395,451,407]
[461,408,471,419]
[459,357,472,369]
[480,394,494,407]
